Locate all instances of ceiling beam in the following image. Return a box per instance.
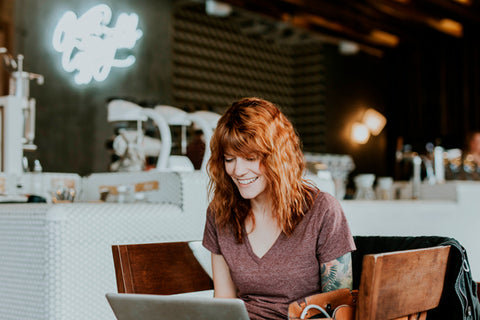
[206,0,477,55]
[418,0,480,24]
[221,0,397,52]
[366,0,465,37]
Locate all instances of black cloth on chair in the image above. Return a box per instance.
[352,236,480,320]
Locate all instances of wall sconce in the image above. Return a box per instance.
[351,108,386,144]
[362,108,387,136]
[351,122,370,144]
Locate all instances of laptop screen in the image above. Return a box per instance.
[106,292,251,320]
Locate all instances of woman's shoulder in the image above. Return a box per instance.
[205,204,217,224]
[307,188,343,217]
[310,188,339,206]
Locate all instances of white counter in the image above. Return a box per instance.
[0,203,207,320]
[341,181,480,280]
[0,172,212,320]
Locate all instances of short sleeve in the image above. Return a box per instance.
[315,193,356,264]
[202,207,221,255]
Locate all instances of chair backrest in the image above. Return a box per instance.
[357,245,451,320]
[112,241,213,295]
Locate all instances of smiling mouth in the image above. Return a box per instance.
[237,177,258,185]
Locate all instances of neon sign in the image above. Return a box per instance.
[52,4,143,85]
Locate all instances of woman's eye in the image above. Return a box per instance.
[224,158,234,163]
[246,156,257,161]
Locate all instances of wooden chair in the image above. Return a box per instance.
[112,241,213,295]
[357,245,451,320]
[112,242,452,319]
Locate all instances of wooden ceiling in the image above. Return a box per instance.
[216,0,480,56]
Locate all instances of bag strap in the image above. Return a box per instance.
[332,304,355,320]
[301,304,331,319]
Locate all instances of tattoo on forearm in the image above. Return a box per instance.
[320,253,353,292]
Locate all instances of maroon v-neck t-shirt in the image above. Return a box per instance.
[203,190,356,320]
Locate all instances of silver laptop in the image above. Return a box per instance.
[106,292,250,320]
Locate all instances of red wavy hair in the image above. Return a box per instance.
[207,97,315,242]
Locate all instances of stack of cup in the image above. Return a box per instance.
[376,177,394,200]
[354,174,376,200]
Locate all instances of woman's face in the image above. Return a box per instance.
[224,153,268,203]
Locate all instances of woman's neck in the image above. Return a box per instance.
[246,197,279,235]
[250,196,272,218]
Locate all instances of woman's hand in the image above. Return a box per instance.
[211,253,238,298]
[320,252,353,292]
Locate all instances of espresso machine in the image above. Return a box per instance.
[107,99,222,172]
[0,48,44,175]
[106,99,164,172]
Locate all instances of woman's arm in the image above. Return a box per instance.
[320,252,353,292]
[211,253,237,298]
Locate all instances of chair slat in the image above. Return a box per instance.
[357,246,450,320]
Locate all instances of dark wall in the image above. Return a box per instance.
[324,45,388,177]
[14,0,173,174]
[323,27,480,180]
[384,28,480,177]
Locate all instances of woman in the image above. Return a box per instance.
[202,97,356,320]
[466,130,480,167]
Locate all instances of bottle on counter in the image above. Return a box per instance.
[354,174,376,200]
[30,159,45,196]
[376,177,394,200]
[22,157,29,173]
[434,146,445,183]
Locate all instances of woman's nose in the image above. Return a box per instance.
[233,158,248,176]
